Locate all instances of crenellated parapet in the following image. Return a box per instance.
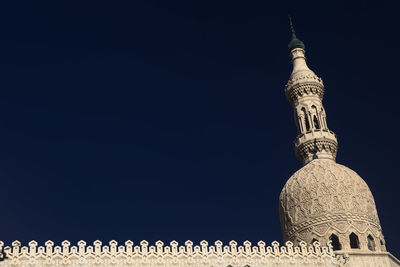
[0,240,341,267]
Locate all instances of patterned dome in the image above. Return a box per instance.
[279,159,385,252]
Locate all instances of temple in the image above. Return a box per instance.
[0,20,398,267]
[279,18,399,266]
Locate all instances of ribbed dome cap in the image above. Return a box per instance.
[288,36,305,51]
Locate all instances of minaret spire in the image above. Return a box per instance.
[280,20,390,260]
[288,15,296,38]
[287,16,305,51]
[285,21,337,164]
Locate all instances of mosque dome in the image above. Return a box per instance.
[279,159,385,252]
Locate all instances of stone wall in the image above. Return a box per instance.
[0,240,339,267]
[335,251,400,267]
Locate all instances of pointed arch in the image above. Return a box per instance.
[301,107,310,132]
[311,105,320,130]
[329,234,341,251]
[350,232,360,249]
[313,115,320,129]
[367,235,376,251]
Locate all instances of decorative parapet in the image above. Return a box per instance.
[285,80,324,106]
[295,134,338,164]
[0,240,340,266]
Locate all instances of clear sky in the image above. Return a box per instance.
[0,0,399,254]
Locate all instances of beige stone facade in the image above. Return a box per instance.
[0,240,342,267]
[335,251,400,267]
[1,240,399,266]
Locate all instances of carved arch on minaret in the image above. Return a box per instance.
[311,105,320,130]
[301,107,310,132]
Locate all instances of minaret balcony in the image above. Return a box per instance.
[294,129,337,147]
[294,129,338,164]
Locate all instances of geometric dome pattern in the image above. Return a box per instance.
[279,159,385,251]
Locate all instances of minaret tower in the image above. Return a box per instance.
[278,19,400,265]
[285,18,337,164]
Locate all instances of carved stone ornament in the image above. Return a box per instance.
[0,240,341,267]
[279,159,386,252]
[285,77,324,105]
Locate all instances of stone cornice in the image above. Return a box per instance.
[285,81,324,106]
[0,240,337,266]
[295,136,338,163]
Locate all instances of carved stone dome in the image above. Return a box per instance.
[279,159,386,252]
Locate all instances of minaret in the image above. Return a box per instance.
[278,19,400,266]
[285,18,337,164]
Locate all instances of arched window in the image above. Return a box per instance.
[313,115,320,129]
[367,235,376,251]
[311,238,318,245]
[311,105,320,130]
[329,234,341,251]
[302,107,310,131]
[350,232,360,249]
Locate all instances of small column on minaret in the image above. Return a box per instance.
[317,112,323,130]
[298,113,304,133]
[307,111,313,132]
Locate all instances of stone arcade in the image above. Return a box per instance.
[0,23,399,267]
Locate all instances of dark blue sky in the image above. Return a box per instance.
[0,0,399,254]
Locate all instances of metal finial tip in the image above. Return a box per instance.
[287,16,305,51]
[288,15,296,38]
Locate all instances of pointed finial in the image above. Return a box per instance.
[287,15,305,51]
[288,15,296,38]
